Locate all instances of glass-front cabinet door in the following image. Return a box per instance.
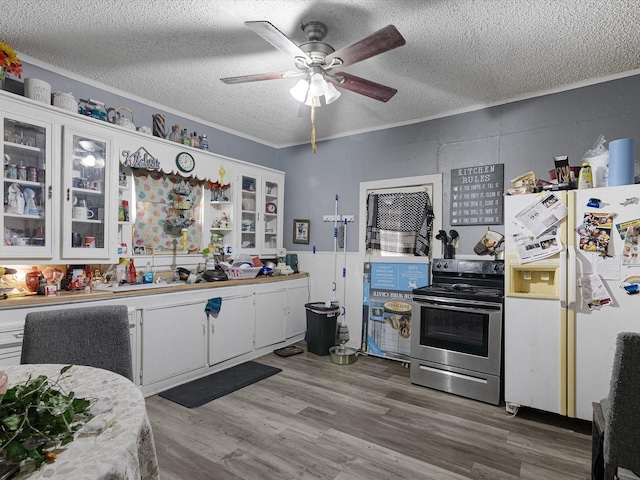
[239,173,258,255]
[62,127,114,259]
[237,169,283,257]
[262,176,281,256]
[1,114,53,258]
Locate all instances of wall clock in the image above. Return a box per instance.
[176,152,195,173]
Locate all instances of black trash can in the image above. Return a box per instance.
[305,302,340,356]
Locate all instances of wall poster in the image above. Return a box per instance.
[450,164,504,225]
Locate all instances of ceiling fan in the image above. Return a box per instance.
[220,20,406,105]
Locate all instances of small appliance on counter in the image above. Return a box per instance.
[275,248,294,275]
[285,253,298,273]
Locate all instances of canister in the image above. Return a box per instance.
[8,164,17,179]
[27,166,38,182]
[52,92,78,113]
[17,165,26,181]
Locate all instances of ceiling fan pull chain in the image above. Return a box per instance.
[311,98,318,154]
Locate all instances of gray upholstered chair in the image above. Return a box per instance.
[20,305,133,381]
[592,332,640,480]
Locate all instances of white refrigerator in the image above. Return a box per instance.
[504,184,640,420]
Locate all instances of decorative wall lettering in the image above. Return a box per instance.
[121,147,161,170]
[450,163,504,225]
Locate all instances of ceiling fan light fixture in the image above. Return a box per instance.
[304,93,321,107]
[289,79,310,102]
[324,82,341,104]
[309,73,328,97]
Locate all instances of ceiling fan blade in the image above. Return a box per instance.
[325,25,406,69]
[221,71,303,84]
[245,21,311,62]
[332,72,398,102]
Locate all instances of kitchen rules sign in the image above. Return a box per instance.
[450,164,504,225]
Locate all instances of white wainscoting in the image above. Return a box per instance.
[295,251,365,350]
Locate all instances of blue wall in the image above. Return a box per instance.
[16,61,640,257]
[17,62,278,169]
[278,74,640,254]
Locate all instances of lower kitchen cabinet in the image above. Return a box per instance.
[140,299,208,386]
[0,321,25,366]
[255,278,309,348]
[285,282,309,339]
[0,275,309,396]
[208,286,254,366]
[254,288,286,349]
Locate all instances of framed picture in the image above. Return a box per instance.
[293,219,310,244]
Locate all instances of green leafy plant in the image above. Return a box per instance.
[0,366,93,469]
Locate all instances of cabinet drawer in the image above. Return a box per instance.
[0,323,24,348]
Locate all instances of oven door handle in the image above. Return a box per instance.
[413,296,502,313]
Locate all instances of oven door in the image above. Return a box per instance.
[411,295,503,376]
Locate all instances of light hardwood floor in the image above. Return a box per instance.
[146,342,592,480]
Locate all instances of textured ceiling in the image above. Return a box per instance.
[2,0,640,147]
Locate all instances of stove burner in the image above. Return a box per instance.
[451,283,475,291]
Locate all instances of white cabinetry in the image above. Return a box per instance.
[0,322,24,366]
[208,286,254,365]
[62,125,117,260]
[140,299,207,385]
[1,105,54,259]
[237,168,283,257]
[254,287,286,349]
[285,281,309,339]
[255,277,309,348]
[0,93,120,263]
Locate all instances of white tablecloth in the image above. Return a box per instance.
[3,364,159,479]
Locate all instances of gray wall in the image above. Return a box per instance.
[17,62,278,168]
[278,74,640,255]
[16,61,640,257]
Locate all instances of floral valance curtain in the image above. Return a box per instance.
[133,171,203,252]
[365,191,434,256]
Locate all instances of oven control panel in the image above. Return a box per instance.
[432,259,504,275]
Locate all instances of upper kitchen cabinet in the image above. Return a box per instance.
[61,125,116,260]
[237,167,283,258]
[1,108,54,259]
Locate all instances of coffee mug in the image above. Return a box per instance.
[84,236,96,248]
[72,177,85,188]
[89,207,104,220]
[72,196,87,207]
[85,180,100,191]
[72,206,94,220]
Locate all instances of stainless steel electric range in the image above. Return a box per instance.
[410,259,505,405]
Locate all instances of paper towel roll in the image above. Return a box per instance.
[608,138,635,186]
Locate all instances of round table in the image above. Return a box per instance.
[2,364,159,479]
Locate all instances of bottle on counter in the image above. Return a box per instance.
[200,134,209,151]
[181,129,190,145]
[190,132,200,149]
[142,262,154,284]
[167,125,181,143]
[578,162,593,189]
[128,258,137,284]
